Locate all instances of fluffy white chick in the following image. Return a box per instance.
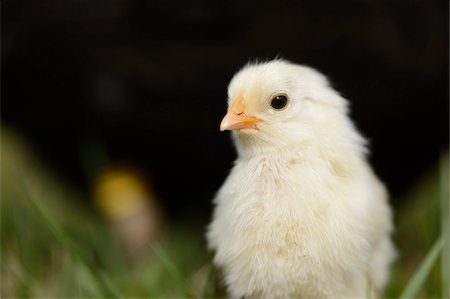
[207,59,396,299]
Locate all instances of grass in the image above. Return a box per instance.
[440,152,449,299]
[398,236,444,299]
[386,153,449,299]
[1,128,448,298]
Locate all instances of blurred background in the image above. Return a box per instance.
[1,0,448,298]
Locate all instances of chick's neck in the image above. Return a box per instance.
[232,126,366,168]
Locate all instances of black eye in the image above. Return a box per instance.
[270,95,288,110]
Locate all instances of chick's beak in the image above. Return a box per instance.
[220,96,262,131]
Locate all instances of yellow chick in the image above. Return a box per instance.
[207,59,396,299]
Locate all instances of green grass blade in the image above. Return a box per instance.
[399,236,443,299]
[151,243,191,297]
[22,182,119,298]
[440,152,449,299]
[151,243,185,282]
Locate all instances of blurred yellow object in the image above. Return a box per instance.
[95,171,148,220]
[94,167,164,261]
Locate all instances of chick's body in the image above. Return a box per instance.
[207,60,395,299]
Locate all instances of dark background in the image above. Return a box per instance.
[2,0,448,221]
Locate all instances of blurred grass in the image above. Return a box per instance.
[386,153,448,298]
[1,127,448,298]
[0,128,218,298]
[440,152,449,299]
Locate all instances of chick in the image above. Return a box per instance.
[207,59,396,299]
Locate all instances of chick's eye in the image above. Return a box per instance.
[270,95,288,110]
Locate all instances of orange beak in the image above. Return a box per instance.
[220,96,262,131]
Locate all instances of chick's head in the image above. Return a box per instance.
[220,59,350,155]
